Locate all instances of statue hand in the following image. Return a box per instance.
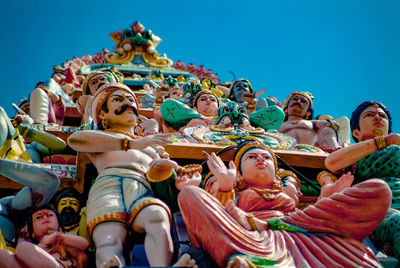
[319,172,354,200]
[386,133,400,146]
[130,133,172,150]
[206,152,236,191]
[175,172,202,190]
[149,158,179,171]
[241,92,256,105]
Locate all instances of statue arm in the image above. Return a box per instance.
[68,131,172,152]
[17,125,66,153]
[325,133,400,173]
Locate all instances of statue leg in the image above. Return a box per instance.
[372,209,400,260]
[132,205,173,267]
[92,221,127,268]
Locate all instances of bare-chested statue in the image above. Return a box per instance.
[68,83,197,268]
[278,91,339,149]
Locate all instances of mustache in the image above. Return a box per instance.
[290,102,301,107]
[115,104,139,116]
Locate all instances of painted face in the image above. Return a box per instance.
[215,102,250,129]
[182,81,203,103]
[240,148,276,187]
[169,88,182,99]
[89,74,109,95]
[32,209,59,240]
[57,197,79,214]
[354,106,389,141]
[231,80,251,103]
[195,94,218,117]
[287,94,310,119]
[100,90,138,128]
[204,176,219,196]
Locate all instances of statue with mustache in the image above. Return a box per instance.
[278,91,340,150]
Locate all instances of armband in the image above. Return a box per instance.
[122,137,129,151]
[215,189,235,205]
[316,171,337,186]
[374,136,388,151]
[246,212,258,231]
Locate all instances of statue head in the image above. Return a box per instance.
[228,79,254,104]
[193,90,219,117]
[281,91,314,120]
[82,69,123,96]
[233,141,279,188]
[350,101,392,142]
[27,205,62,244]
[53,188,82,233]
[91,83,138,130]
[181,80,203,106]
[214,102,251,129]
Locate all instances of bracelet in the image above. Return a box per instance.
[246,212,258,231]
[122,137,129,151]
[215,189,235,205]
[247,104,255,109]
[327,119,340,132]
[316,171,337,186]
[374,136,388,151]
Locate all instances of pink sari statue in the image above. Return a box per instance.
[178,141,391,267]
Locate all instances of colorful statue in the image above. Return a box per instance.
[52,187,83,235]
[0,106,66,163]
[325,101,400,261]
[160,90,219,131]
[67,83,197,267]
[0,159,60,246]
[178,140,391,267]
[0,205,89,268]
[105,21,173,68]
[278,91,341,150]
[77,69,123,127]
[29,82,65,125]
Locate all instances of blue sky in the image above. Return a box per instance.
[1,0,399,135]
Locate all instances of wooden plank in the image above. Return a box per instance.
[164,143,327,169]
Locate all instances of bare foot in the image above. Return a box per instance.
[225,200,252,230]
[102,255,122,268]
[319,172,354,199]
[173,253,197,268]
[227,255,251,268]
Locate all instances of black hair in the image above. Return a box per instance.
[53,187,82,209]
[350,101,392,142]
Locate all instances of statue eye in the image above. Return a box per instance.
[195,84,202,90]
[124,31,133,39]
[223,107,231,113]
[142,30,151,39]
[238,107,246,114]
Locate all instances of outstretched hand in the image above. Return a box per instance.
[206,152,237,191]
[130,133,172,150]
